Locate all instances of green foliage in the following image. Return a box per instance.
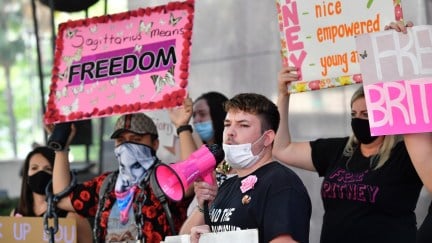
[0,0,127,160]
[0,0,25,67]
[0,197,19,216]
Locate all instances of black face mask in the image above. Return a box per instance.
[27,170,52,195]
[351,118,378,144]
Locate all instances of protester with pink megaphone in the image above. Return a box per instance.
[180,93,312,243]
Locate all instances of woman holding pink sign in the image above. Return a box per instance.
[272,19,430,243]
[274,78,422,242]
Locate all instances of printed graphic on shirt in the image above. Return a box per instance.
[106,202,138,242]
[209,207,241,232]
[322,168,379,203]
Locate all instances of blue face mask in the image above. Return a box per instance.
[194,121,214,142]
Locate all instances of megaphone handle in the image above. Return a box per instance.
[203,200,212,232]
[202,171,216,186]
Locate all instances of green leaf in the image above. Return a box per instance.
[367,0,374,9]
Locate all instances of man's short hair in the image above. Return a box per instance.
[224,93,280,133]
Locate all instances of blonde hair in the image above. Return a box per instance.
[343,86,402,169]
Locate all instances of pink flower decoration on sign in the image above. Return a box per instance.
[240,175,258,193]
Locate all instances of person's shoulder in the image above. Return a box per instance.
[93,171,117,183]
[394,137,406,149]
[390,137,409,157]
[79,171,117,192]
[264,162,310,196]
[311,137,349,153]
[261,162,303,181]
[313,136,349,145]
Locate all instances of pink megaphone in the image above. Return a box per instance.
[154,144,225,201]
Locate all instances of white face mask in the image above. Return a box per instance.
[223,134,265,169]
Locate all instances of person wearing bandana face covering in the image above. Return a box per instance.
[274,22,427,242]
[180,93,311,243]
[50,113,192,242]
[11,146,93,243]
[113,142,156,224]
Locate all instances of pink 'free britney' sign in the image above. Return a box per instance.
[45,1,194,124]
[355,25,432,135]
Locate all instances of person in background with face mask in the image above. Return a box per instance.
[169,92,234,216]
[50,113,192,242]
[180,93,312,243]
[192,92,227,146]
[11,146,93,243]
[169,91,232,185]
[193,92,234,182]
[274,66,423,242]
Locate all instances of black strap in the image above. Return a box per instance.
[203,201,212,231]
[150,166,177,235]
[98,172,115,201]
[176,124,193,135]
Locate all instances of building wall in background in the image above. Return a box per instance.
[1,1,429,242]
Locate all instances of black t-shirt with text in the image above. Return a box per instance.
[311,137,422,243]
[210,162,311,243]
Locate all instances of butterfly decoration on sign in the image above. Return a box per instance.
[90,97,99,105]
[72,82,85,96]
[139,20,153,34]
[63,47,83,65]
[56,86,68,100]
[65,28,78,39]
[359,50,368,59]
[126,23,133,29]
[60,47,83,81]
[61,98,79,116]
[109,77,118,86]
[169,13,182,26]
[58,70,68,81]
[89,25,98,33]
[107,93,116,100]
[150,66,176,94]
[134,44,143,53]
[122,75,141,94]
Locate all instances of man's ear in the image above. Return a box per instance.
[264,130,275,147]
[152,139,160,151]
